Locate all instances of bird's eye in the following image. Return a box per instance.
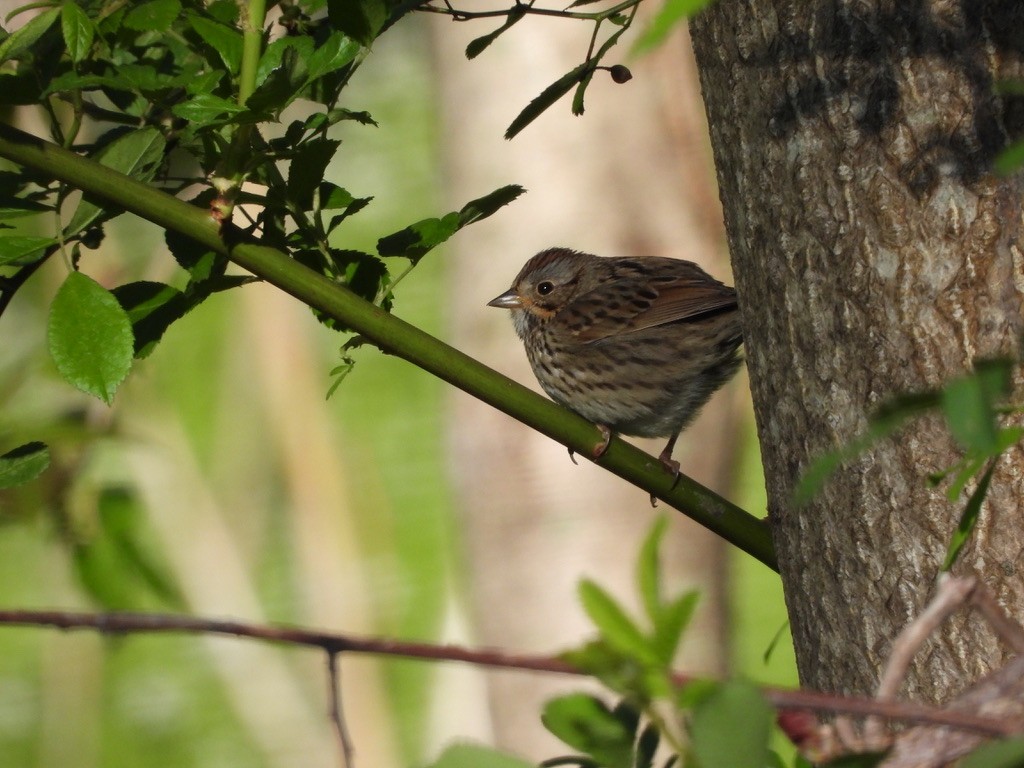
[537,281,554,295]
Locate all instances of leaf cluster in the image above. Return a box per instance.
[541,518,775,768]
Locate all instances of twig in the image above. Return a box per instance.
[326,651,354,768]
[866,575,978,741]
[0,608,1015,738]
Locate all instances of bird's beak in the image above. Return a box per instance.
[487,290,524,309]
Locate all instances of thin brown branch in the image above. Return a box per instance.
[326,651,354,768]
[0,608,1017,739]
[866,575,978,741]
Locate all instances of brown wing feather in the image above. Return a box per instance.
[556,265,737,344]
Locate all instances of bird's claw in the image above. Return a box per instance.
[592,425,612,458]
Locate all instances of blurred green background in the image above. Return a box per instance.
[0,15,794,768]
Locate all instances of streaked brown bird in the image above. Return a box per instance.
[488,247,743,476]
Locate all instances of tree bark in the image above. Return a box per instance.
[690,0,1024,701]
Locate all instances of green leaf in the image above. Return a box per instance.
[579,579,657,663]
[377,212,460,262]
[941,459,996,572]
[690,681,773,768]
[171,93,246,124]
[0,7,59,65]
[0,442,50,489]
[65,128,167,236]
[124,0,183,32]
[651,591,698,665]
[246,46,308,114]
[465,6,526,59]
[327,0,386,47]
[506,61,591,139]
[793,390,941,505]
[0,235,56,266]
[941,359,1012,454]
[541,694,634,768]
[112,281,190,358]
[257,36,314,86]
[288,138,340,211]
[376,185,524,262]
[820,753,888,768]
[73,487,184,611]
[425,743,534,768]
[306,31,360,80]
[457,184,526,226]
[959,736,1024,768]
[47,271,134,405]
[995,140,1024,175]
[637,517,668,624]
[61,2,94,63]
[632,0,715,56]
[187,11,243,74]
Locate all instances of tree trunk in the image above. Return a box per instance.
[690,1,1024,701]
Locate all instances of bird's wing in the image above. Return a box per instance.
[559,272,738,344]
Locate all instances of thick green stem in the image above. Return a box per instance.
[0,124,778,570]
[238,0,267,105]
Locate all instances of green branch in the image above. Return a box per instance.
[0,123,777,571]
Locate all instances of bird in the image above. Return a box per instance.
[488,247,743,483]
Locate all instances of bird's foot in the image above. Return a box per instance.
[650,436,681,507]
[592,425,612,458]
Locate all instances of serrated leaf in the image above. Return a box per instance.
[306,31,360,80]
[541,694,634,768]
[288,138,339,211]
[941,459,996,572]
[124,0,183,32]
[632,0,715,56]
[65,128,167,236]
[257,35,314,87]
[506,61,590,139]
[327,0,386,47]
[425,743,534,768]
[171,93,246,124]
[112,281,189,358]
[48,272,134,405]
[465,7,526,59]
[0,235,56,266]
[187,12,243,74]
[690,681,773,768]
[457,184,526,226]
[0,442,50,489]
[376,185,522,262]
[579,579,658,663]
[165,227,225,279]
[377,212,460,262]
[0,193,52,217]
[0,7,59,65]
[61,2,94,63]
[959,736,1024,768]
[246,46,308,114]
